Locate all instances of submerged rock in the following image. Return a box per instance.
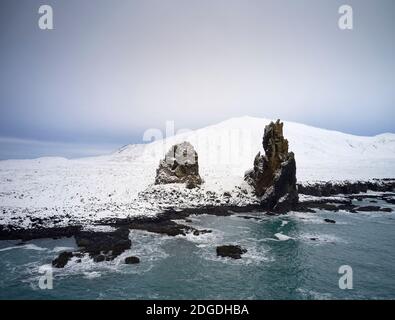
[356,206,393,212]
[245,120,298,212]
[216,245,247,259]
[155,141,203,188]
[324,218,336,224]
[52,251,74,268]
[125,256,140,264]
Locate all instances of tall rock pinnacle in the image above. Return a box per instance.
[245,119,298,212]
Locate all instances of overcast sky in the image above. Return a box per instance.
[0,0,394,159]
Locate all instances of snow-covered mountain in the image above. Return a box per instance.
[113,116,395,183]
[0,116,394,227]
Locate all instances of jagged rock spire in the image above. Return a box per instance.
[245,119,298,212]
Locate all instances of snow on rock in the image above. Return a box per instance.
[1,116,395,227]
[154,141,203,188]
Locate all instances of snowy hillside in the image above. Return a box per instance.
[112,116,395,188]
[0,116,395,227]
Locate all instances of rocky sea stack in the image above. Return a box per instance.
[216,245,247,259]
[245,119,298,212]
[155,141,203,188]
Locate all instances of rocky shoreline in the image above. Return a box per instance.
[297,178,395,196]
[0,179,394,267]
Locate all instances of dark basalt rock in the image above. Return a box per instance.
[93,254,106,262]
[126,219,195,237]
[192,229,212,236]
[155,141,203,188]
[126,217,212,237]
[296,199,358,213]
[356,206,382,212]
[355,206,392,212]
[245,120,298,213]
[238,215,262,221]
[0,225,82,241]
[216,245,247,259]
[75,227,131,260]
[125,256,140,264]
[52,251,74,268]
[296,195,394,214]
[324,218,336,224]
[298,179,395,197]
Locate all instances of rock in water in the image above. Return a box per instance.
[155,141,203,188]
[52,251,74,268]
[245,119,298,212]
[216,245,247,259]
[125,256,140,264]
[75,228,131,261]
[324,218,336,224]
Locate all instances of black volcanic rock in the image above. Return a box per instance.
[125,256,140,264]
[355,206,393,212]
[0,225,82,242]
[216,245,247,259]
[155,141,202,188]
[127,219,196,237]
[93,254,106,262]
[297,179,395,197]
[355,206,381,212]
[52,251,73,268]
[245,120,298,212]
[75,228,131,260]
[324,218,336,224]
